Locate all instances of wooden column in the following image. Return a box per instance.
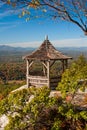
[43,66,46,76]
[47,61,50,88]
[26,59,29,87]
[61,60,65,73]
[27,60,34,87]
[65,60,68,69]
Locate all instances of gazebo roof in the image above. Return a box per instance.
[24,37,72,60]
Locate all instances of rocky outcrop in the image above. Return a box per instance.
[0,114,9,130]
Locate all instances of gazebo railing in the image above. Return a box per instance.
[28,75,49,87]
[27,75,61,89]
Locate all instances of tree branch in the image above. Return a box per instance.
[71,0,87,30]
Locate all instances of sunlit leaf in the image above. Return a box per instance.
[7,0,10,4]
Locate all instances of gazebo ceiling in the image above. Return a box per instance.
[24,37,72,61]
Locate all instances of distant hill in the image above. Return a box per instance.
[58,47,87,59]
[0,45,87,62]
[0,45,35,52]
[0,45,35,62]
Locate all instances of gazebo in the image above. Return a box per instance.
[24,36,72,89]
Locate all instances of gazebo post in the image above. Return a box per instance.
[47,61,50,88]
[26,59,29,87]
[65,59,68,69]
[62,60,65,72]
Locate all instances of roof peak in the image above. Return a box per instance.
[24,37,72,60]
[45,35,48,41]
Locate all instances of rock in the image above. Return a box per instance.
[0,114,9,129]
[49,91,61,97]
[11,84,27,93]
[28,95,34,103]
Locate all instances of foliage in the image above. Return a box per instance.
[2,0,87,34]
[0,81,25,100]
[0,63,26,84]
[0,56,87,129]
[0,86,87,130]
[82,94,87,105]
[57,55,87,98]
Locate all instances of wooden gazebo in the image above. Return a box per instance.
[24,36,72,89]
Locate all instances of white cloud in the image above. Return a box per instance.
[0,21,24,25]
[5,41,41,48]
[0,10,14,18]
[0,7,21,19]
[0,24,17,32]
[0,21,24,32]
[4,37,87,47]
[52,38,87,47]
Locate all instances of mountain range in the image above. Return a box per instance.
[0,45,35,52]
[0,45,87,62]
[0,45,87,52]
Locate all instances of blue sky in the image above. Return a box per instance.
[0,2,87,47]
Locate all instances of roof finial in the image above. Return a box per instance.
[45,35,48,40]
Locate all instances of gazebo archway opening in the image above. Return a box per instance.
[26,59,70,90]
[28,60,45,76]
[50,60,68,77]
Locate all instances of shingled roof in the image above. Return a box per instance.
[24,37,72,60]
